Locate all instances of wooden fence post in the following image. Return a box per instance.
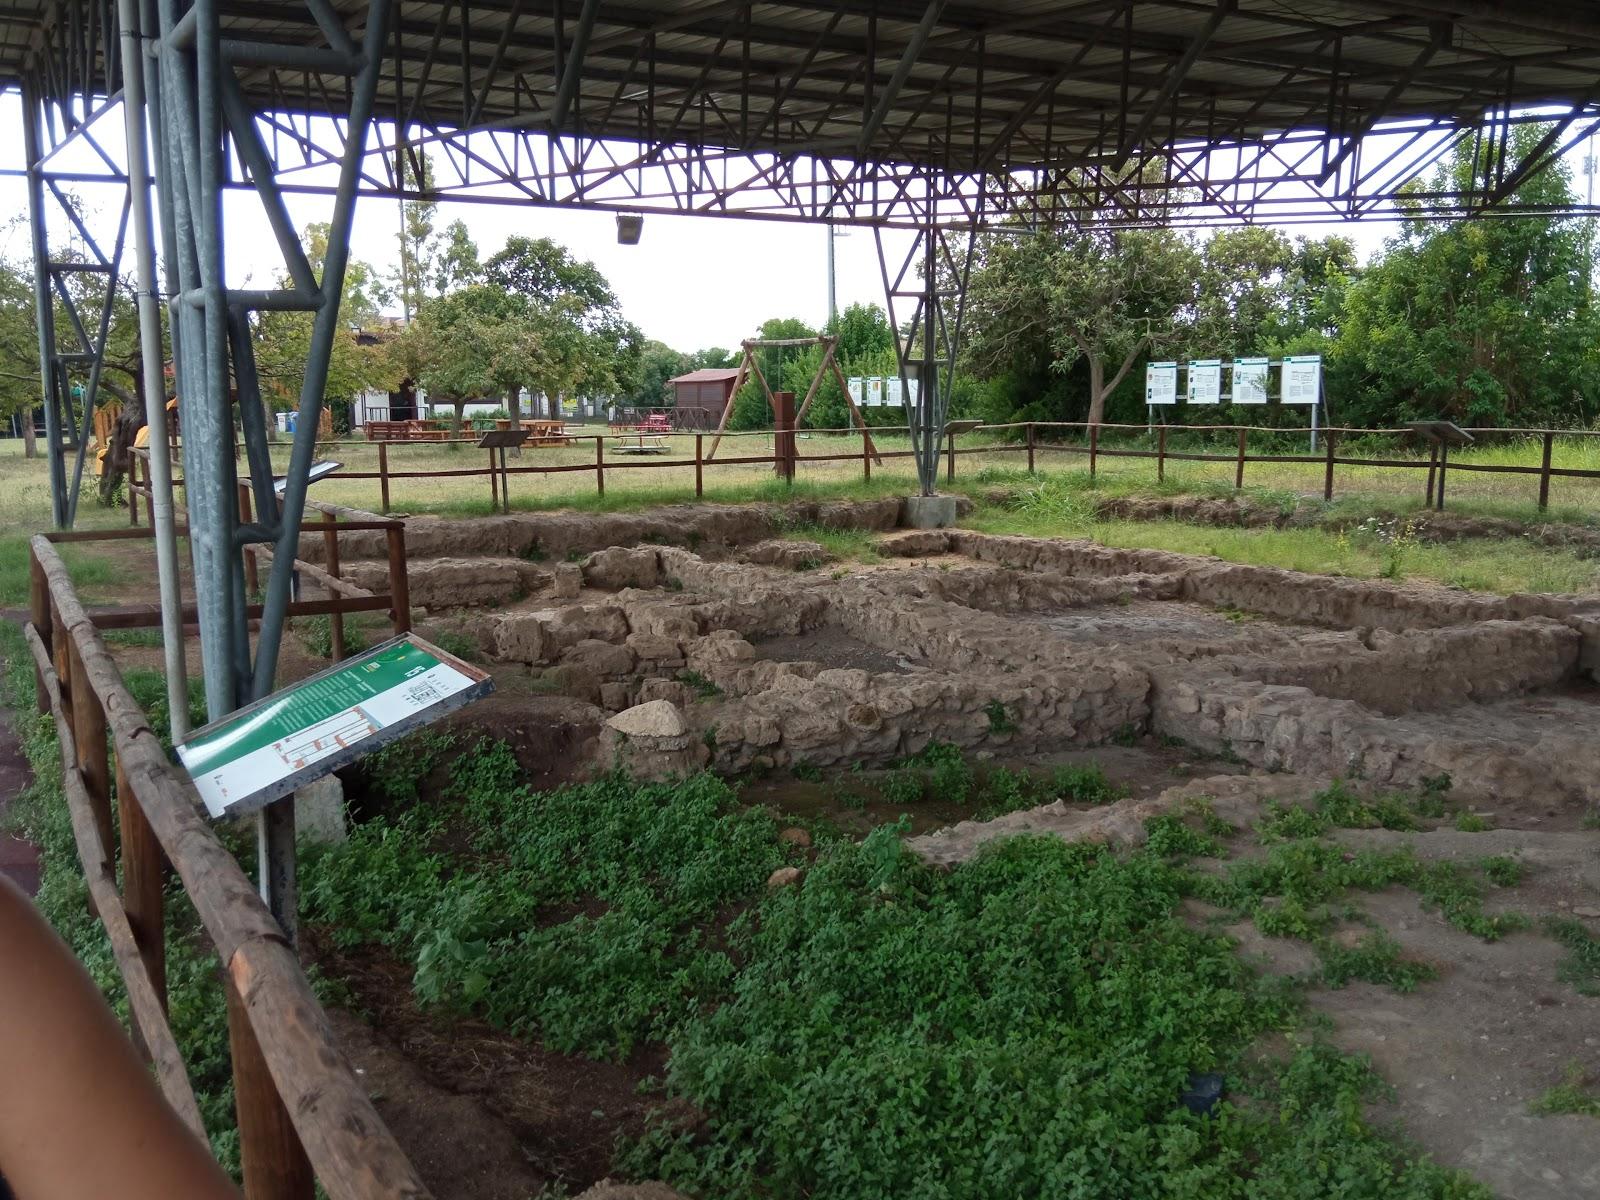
[1424,444,1439,508]
[1157,426,1167,484]
[862,425,871,481]
[68,640,114,886]
[51,598,71,725]
[226,979,314,1200]
[117,762,166,1020]
[1538,431,1554,511]
[1089,423,1098,479]
[378,442,390,514]
[386,525,412,635]
[238,483,259,599]
[1026,423,1036,473]
[322,511,344,662]
[1436,444,1449,511]
[1324,431,1336,502]
[30,547,50,717]
[128,453,139,526]
[1234,429,1247,490]
[945,427,956,484]
[595,437,605,497]
[694,434,704,497]
[488,448,499,510]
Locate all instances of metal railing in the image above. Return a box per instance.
[21,521,426,1199]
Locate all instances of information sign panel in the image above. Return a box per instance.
[1187,360,1222,405]
[1283,355,1323,405]
[867,377,884,407]
[1145,361,1178,405]
[177,635,493,819]
[848,377,864,405]
[1232,358,1270,404]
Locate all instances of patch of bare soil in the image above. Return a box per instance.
[751,628,915,673]
[1224,825,1600,1200]
[307,934,684,1197]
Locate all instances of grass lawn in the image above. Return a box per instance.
[4,430,1599,601]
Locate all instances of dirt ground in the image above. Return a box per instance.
[46,503,1600,1196]
[1226,821,1600,1200]
[311,934,682,1198]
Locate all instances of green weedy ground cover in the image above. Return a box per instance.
[303,737,1494,1200]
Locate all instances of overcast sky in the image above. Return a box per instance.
[7,91,1595,354]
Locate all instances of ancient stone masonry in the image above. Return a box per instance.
[337,503,1598,810]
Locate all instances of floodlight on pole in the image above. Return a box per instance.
[616,213,644,244]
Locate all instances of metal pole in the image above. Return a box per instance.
[827,224,837,324]
[119,0,191,740]
[22,83,68,529]
[252,0,393,701]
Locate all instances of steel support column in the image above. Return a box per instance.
[144,0,392,941]
[22,83,69,530]
[876,223,975,496]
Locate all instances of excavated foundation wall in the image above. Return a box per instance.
[324,504,1599,808]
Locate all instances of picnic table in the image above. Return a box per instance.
[610,430,668,454]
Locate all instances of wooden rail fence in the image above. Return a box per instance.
[127,422,1600,519]
[22,515,426,1198]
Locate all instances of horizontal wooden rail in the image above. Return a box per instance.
[23,625,206,1137]
[132,420,1600,515]
[28,534,428,1196]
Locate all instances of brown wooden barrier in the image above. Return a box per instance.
[22,525,429,1200]
[140,424,1600,516]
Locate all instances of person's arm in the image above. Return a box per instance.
[0,874,241,1199]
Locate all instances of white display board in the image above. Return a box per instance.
[1187,360,1222,405]
[1145,362,1179,405]
[867,377,884,407]
[886,376,903,406]
[1232,358,1270,404]
[1282,355,1323,405]
[847,376,864,405]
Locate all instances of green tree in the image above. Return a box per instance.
[1333,127,1600,427]
[253,223,398,416]
[631,339,691,409]
[391,152,439,323]
[0,255,41,455]
[481,236,641,423]
[964,221,1199,426]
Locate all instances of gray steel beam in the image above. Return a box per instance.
[118,0,191,741]
[857,0,947,153]
[548,0,601,131]
[22,82,69,530]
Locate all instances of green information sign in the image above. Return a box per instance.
[177,634,492,818]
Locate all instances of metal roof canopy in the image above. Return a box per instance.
[8,2,1600,229]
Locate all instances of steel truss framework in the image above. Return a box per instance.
[6,1,1600,928]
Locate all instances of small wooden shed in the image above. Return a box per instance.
[668,367,742,429]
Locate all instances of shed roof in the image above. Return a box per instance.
[670,369,743,384]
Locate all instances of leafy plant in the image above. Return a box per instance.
[983,699,1018,734]
[677,669,722,699]
[1544,917,1600,996]
[1531,1062,1600,1118]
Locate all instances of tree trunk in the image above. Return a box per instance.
[96,374,146,505]
[1087,356,1107,427]
[21,406,37,458]
[505,387,522,456]
[450,398,466,438]
[547,391,561,420]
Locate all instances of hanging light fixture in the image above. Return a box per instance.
[616,213,643,244]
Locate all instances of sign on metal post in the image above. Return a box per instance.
[177,634,493,819]
[1187,360,1222,405]
[1232,358,1270,404]
[1282,355,1323,405]
[1145,362,1179,405]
